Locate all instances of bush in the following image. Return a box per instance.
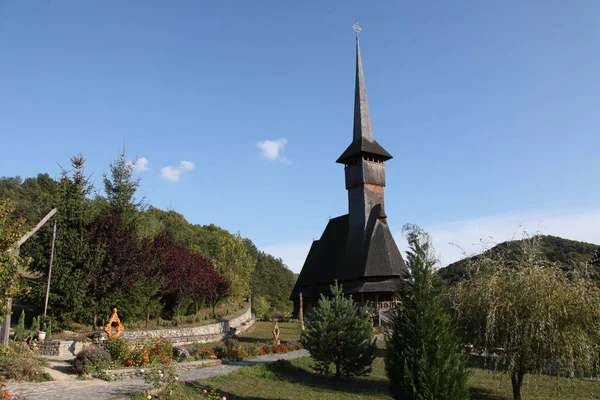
[137,363,179,400]
[271,344,288,354]
[244,344,259,357]
[125,337,173,367]
[173,345,190,361]
[301,282,375,378]
[0,342,49,382]
[105,337,131,364]
[212,346,226,359]
[74,345,111,375]
[386,225,469,400]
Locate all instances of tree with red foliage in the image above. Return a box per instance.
[88,209,151,327]
[153,233,221,317]
[204,269,230,317]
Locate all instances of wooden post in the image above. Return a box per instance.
[0,208,57,346]
[43,221,57,325]
[299,292,304,331]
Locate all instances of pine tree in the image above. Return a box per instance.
[103,147,145,228]
[386,224,469,400]
[300,282,375,378]
[14,310,25,341]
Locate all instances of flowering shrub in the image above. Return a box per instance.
[197,349,214,360]
[137,363,179,400]
[124,337,172,367]
[212,346,226,359]
[271,344,288,354]
[105,337,131,364]
[259,345,272,355]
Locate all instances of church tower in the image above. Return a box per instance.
[336,23,394,279]
[291,23,407,314]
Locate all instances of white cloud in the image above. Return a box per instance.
[126,157,150,173]
[161,160,195,182]
[262,208,600,273]
[257,138,291,164]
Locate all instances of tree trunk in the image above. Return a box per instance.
[335,361,341,378]
[145,311,150,328]
[93,312,97,329]
[511,370,525,400]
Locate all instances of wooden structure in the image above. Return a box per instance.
[1,208,57,346]
[104,308,124,338]
[290,24,407,315]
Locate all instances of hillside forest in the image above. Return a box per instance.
[0,150,297,329]
[438,235,600,284]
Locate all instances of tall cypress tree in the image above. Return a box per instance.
[14,310,25,341]
[386,224,469,400]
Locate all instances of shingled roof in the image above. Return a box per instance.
[290,211,407,300]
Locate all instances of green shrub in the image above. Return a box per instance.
[104,337,131,364]
[301,281,375,378]
[13,310,25,341]
[74,345,111,375]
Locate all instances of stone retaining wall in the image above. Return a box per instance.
[97,304,255,346]
[38,340,85,357]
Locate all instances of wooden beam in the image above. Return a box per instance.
[15,208,57,248]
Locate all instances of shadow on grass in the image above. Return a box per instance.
[469,386,506,400]
[185,381,268,400]
[261,359,390,396]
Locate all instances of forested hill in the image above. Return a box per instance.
[0,155,296,326]
[438,235,600,284]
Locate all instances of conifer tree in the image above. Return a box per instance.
[301,282,375,378]
[386,224,469,400]
[29,315,40,339]
[14,310,25,341]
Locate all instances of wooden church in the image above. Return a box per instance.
[290,25,408,315]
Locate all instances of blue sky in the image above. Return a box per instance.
[1,1,599,272]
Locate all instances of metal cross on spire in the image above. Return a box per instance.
[353,20,362,38]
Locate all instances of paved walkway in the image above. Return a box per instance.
[5,350,309,400]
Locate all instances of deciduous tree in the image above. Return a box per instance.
[451,235,600,400]
[0,199,30,319]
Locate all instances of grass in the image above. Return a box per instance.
[129,335,600,400]
[237,321,302,344]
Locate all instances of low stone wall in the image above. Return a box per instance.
[38,340,85,357]
[97,304,255,346]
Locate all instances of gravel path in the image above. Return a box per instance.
[5,350,309,400]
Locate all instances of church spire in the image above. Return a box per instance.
[337,22,392,164]
[353,21,373,142]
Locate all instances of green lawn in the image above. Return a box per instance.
[236,321,302,344]
[130,323,600,399]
